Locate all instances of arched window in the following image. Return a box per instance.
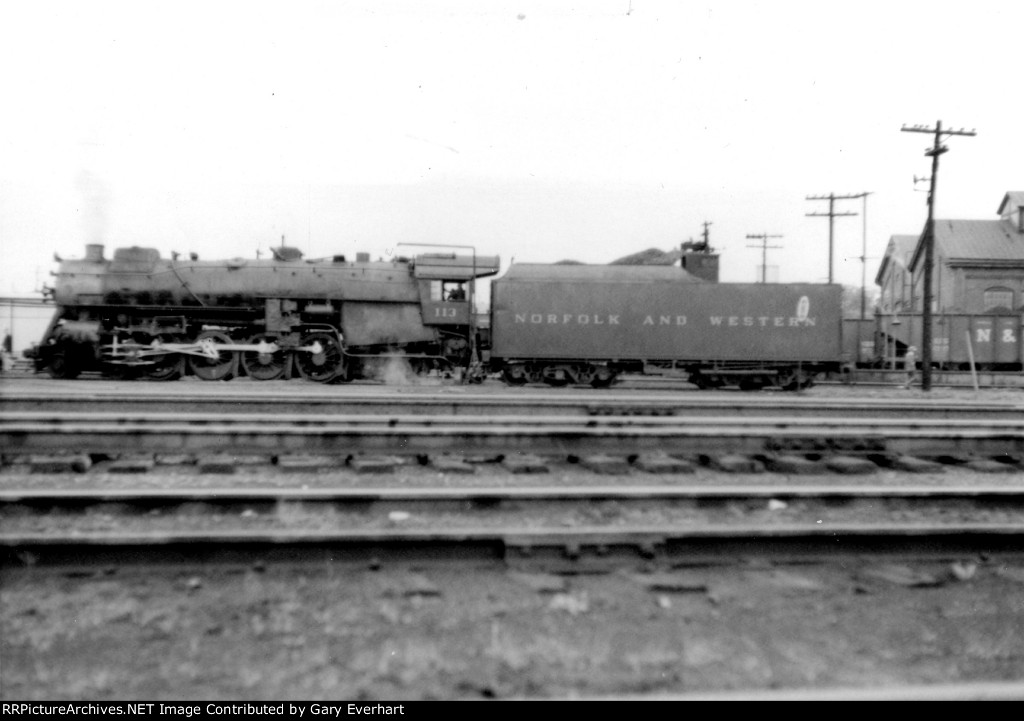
[982,287,1014,312]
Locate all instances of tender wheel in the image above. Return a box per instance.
[541,364,570,387]
[589,366,616,388]
[571,364,596,386]
[691,372,725,390]
[524,366,544,384]
[502,367,527,385]
[144,335,184,381]
[188,330,236,381]
[294,331,344,383]
[241,334,287,381]
[779,370,815,392]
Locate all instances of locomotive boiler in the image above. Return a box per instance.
[31,244,501,382]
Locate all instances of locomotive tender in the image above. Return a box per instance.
[29,243,845,389]
[489,264,841,389]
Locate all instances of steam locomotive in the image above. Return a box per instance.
[28,242,845,389]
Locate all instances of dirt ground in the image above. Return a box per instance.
[3,555,1024,700]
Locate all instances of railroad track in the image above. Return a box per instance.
[6,365,1024,390]
[5,485,1024,570]
[5,390,1024,700]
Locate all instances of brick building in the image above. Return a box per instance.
[874,191,1024,367]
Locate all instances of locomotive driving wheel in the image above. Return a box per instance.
[144,335,185,381]
[294,331,344,383]
[47,345,82,379]
[240,334,287,381]
[188,330,236,381]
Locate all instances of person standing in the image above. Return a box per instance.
[903,345,918,389]
[1,330,11,374]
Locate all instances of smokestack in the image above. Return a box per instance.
[1018,205,1023,234]
[85,244,105,262]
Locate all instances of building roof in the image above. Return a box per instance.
[997,191,1024,216]
[910,218,1024,268]
[878,191,1024,281]
[609,247,684,265]
[874,234,918,285]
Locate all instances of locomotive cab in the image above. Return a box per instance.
[412,254,500,324]
[411,253,501,372]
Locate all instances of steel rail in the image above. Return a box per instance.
[3,388,1023,420]
[3,414,1023,457]
[5,523,1024,570]
[7,522,1024,543]
[4,409,1024,429]
[4,484,1024,504]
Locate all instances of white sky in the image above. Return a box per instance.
[1,0,1020,298]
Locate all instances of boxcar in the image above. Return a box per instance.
[876,312,1024,371]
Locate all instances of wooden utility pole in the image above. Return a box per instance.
[900,120,976,392]
[856,192,873,365]
[805,193,859,283]
[745,233,783,283]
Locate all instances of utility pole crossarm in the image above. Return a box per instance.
[901,124,977,137]
[805,193,862,284]
[745,233,783,283]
